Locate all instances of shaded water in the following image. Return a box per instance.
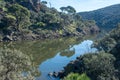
[0,37,97,80]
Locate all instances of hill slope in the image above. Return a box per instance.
[0,0,99,41]
[79,4,120,31]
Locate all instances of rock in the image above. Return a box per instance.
[48,72,53,76]
[48,70,65,78]
[48,72,58,77]
[58,70,65,78]
[2,35,13,41]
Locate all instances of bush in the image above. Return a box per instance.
[0,47,35,80]
[63,52,117,80]
[8,4,30,30]
[63,73,90,80]
[83,52,116,80]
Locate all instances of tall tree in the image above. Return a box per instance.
[60,7,67,13]
[60,6,76,14]
[67,6,76,14]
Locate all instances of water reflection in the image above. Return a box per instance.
[38,40,97,80]
[0,37,97,80]
[0,37,82,79]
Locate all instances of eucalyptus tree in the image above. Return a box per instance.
[67,6,76,14]
[60,7,67,13]
[41,1,47,5]
[60,6,76,14]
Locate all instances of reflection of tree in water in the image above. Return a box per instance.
[0,46,39,80]
[0,37,82,80]
[3,37,80,66]
[60,49,75,57]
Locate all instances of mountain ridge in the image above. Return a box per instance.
[79,4,120,31]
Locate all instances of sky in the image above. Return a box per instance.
[41,0,120,12]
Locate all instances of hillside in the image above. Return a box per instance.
[0,0,99,41]
[79,4,120,31]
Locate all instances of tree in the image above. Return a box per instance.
[67,6,76,14]
[60,6,76,14]
[41,1,47,5]
[60,7,67,13]
[8,4,30,30]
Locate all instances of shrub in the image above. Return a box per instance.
[63,73,90,80]
[0,47,35,80]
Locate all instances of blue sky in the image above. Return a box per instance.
[41,0,120,12]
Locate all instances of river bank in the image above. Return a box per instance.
[0,25,100,42]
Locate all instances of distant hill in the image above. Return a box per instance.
[79,4,120,31]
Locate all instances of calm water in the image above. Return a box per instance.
[0,37,97,80]
[37,40,97,80]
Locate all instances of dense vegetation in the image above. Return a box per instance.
[0,47,35,80]
[94,24,120,79]
[60,24,120,80]
[0,0,99,41]
[79,4,120,31]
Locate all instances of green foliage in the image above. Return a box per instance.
[31,22,46,29]
[94,25,120,79]
[67,6,76,14]
[0,14,16,30]
[63,52,117,80]
[0,0,5,8]
[8,4,30,30]
[95,24,120,52]
[36,22,46,27]
[60,7,67,12]
[6,14,16,20]
[0,0,99,40]
[0,47,35,80]
[41,1,47,5]
[83,52,116,79]
[63,73,90,80]
[60,6,76,14]
[43,13,57,23]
